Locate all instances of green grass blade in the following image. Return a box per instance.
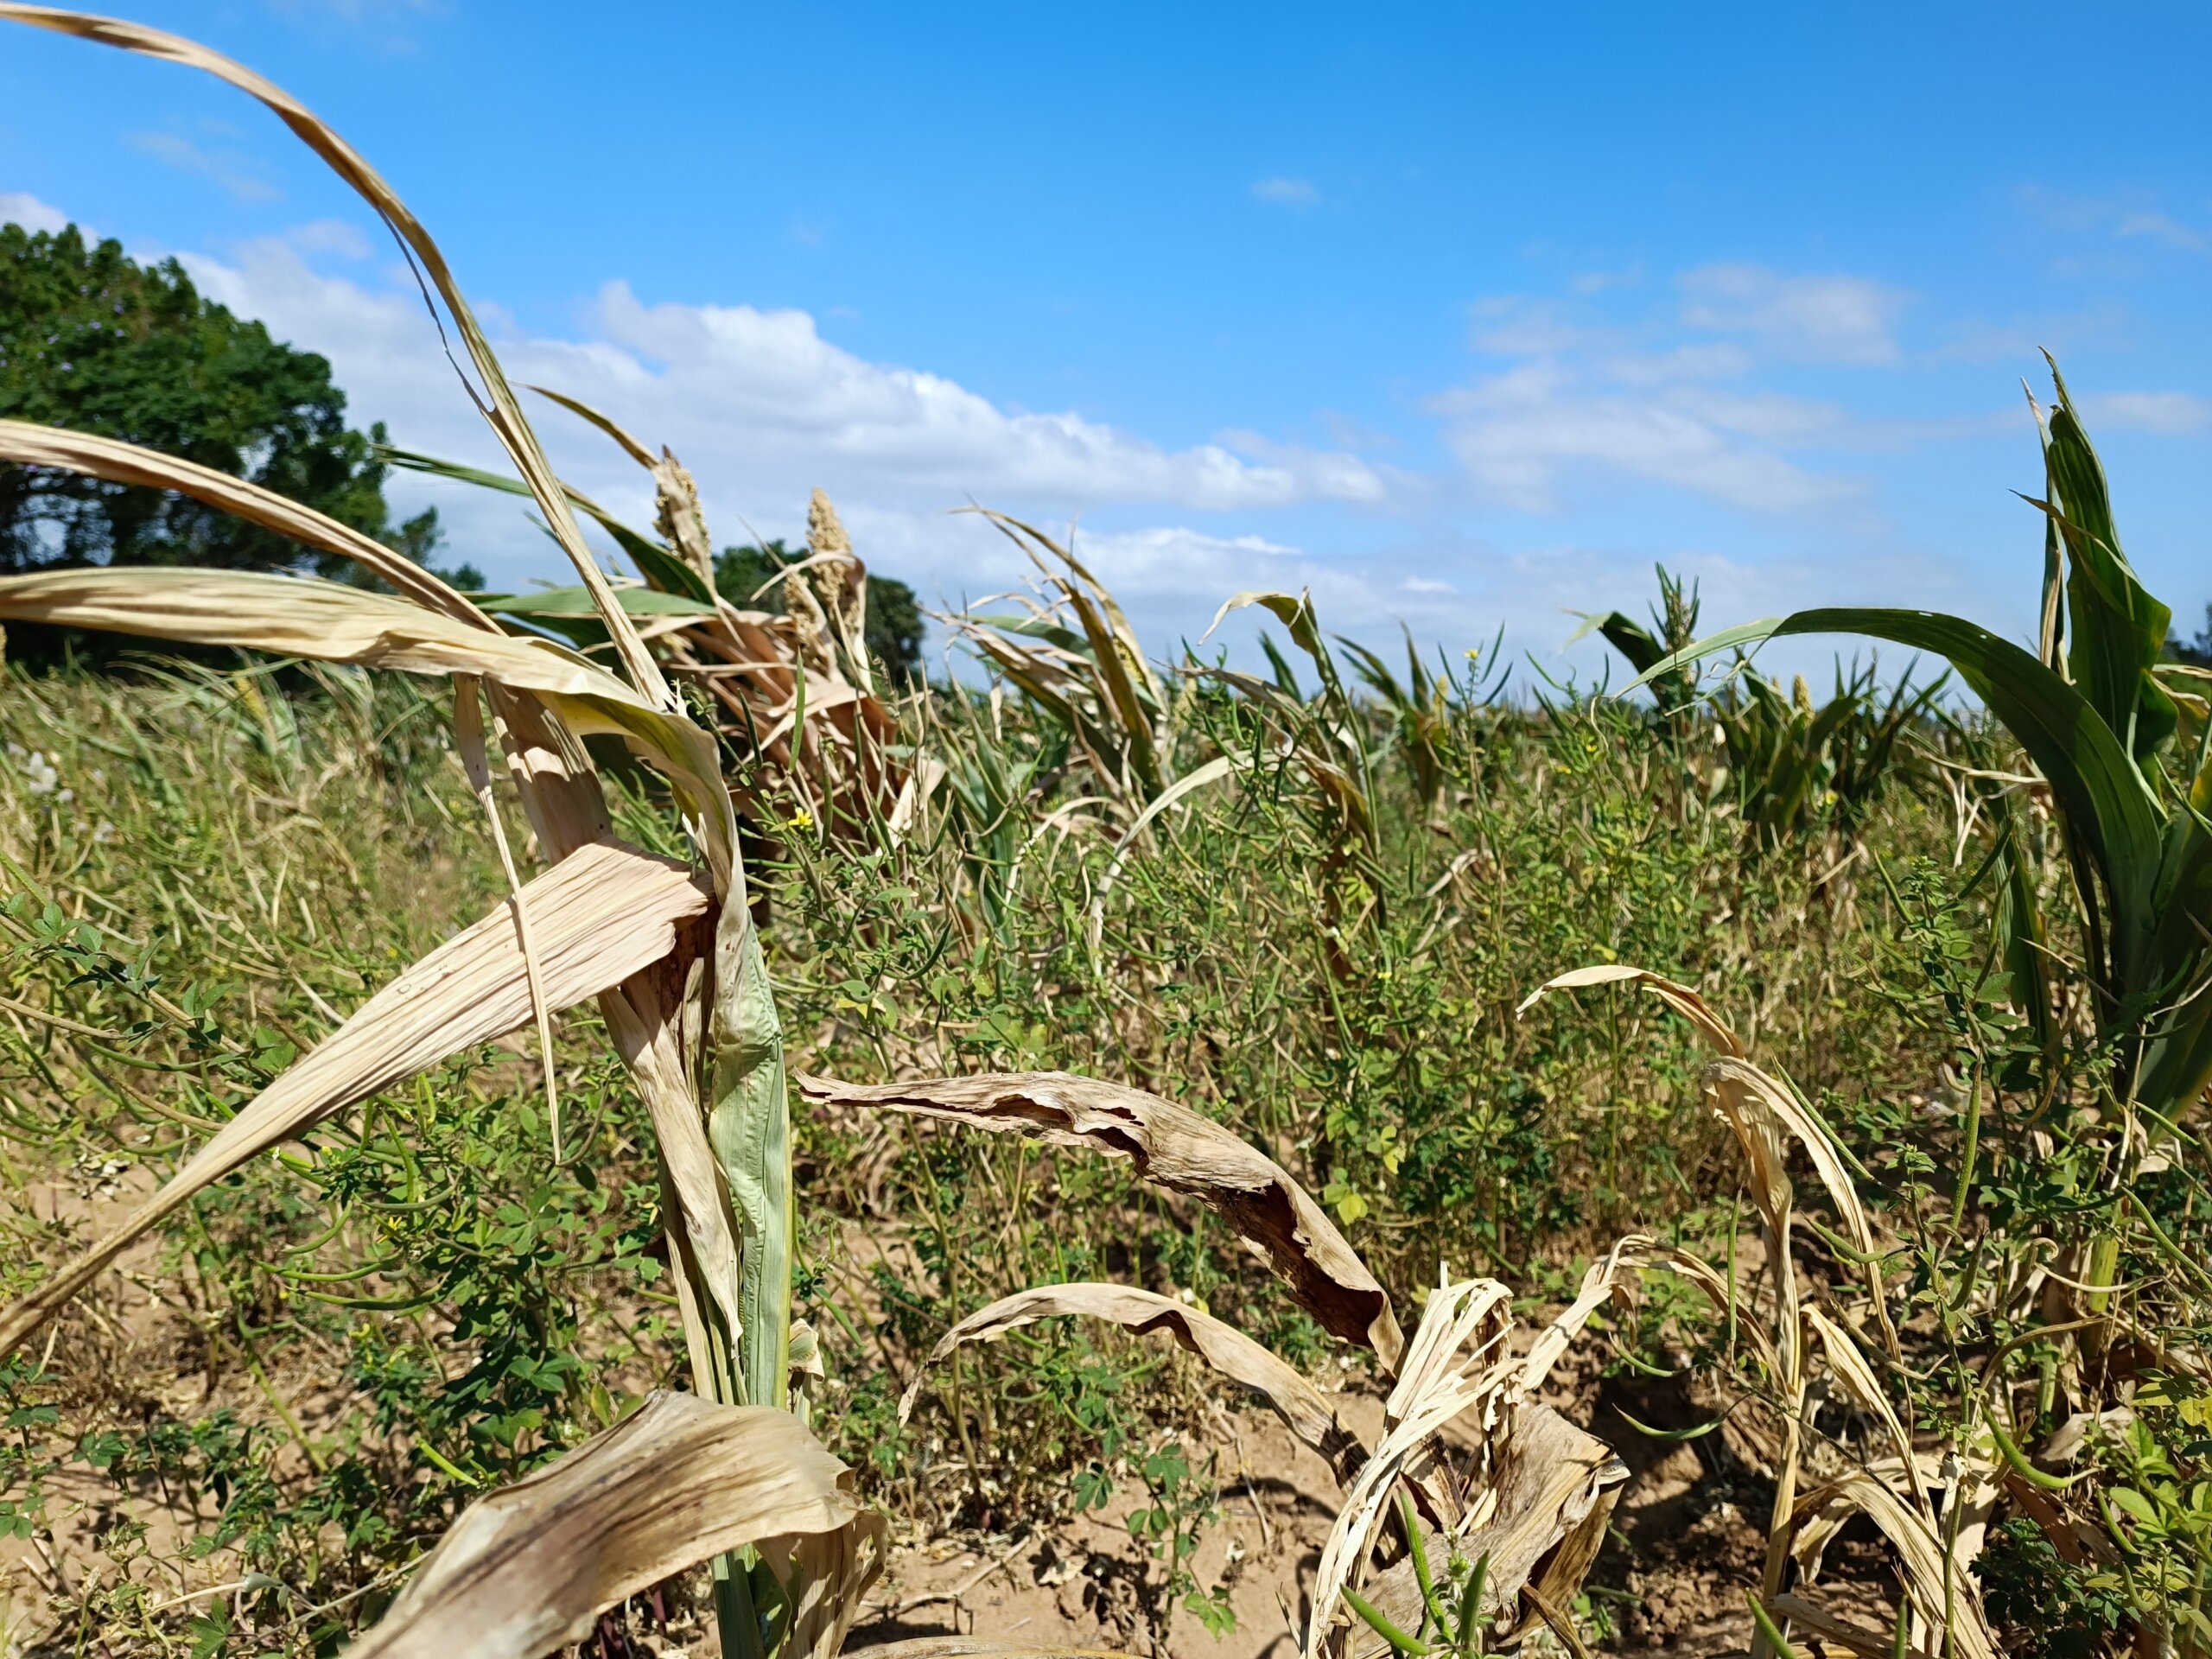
[2039,359,2175,763]
[1633,607,2161,980]
[1344,1586,1431,1657]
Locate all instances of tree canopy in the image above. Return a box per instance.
[0,222,466,609]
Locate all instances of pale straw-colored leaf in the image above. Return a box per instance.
[1200,588,1324,660]
[599,974,748,1363]
[0,566,735,884]
[794,1071,1403,1369]
[1512,1235,1651,1401]
[0,840,709,1359]
[1761,1592,1898,1659]
[1707,1056,1873,1253]
[1707,1053,1897,1359]
[453,676,561,1160]
[1306,1321,1488,1655]
[1520,967,1868,1251]
[1515,963,1746,1058]
[1344,1406,1630,1659]
[1313,1245,1643,1659]
[0,4,672,702]
[900,1282,1368,1484]
[1382,1274,1516,1427]
[1639,1243,1782,1380]
[346,1391,869,1659]
[1307,1276,1527,1659]
[1804,1306,1926,1521]
[0,419,483,626]
[1786,1470,1999,1659]
[767,1503,893,1659]
[1374,1271,1514,1529]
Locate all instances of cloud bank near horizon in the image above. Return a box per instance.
[2,188,2200,677]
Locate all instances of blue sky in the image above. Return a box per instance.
[3,1,2208,680]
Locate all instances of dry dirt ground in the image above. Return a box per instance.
[0,1158,1901,1656]
[3,1351,1896,1658]
[837,1382,1900,1659]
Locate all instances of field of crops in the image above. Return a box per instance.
[3,11,2209,1659]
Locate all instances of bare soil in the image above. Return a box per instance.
[1,1158,1900,1656]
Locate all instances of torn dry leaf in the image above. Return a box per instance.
[902,1282,1368,1485]
[0,840,709,1359]
[347,1392,869,1659]
[1515,963,1746,1058]
[1344,1406,1630,1659]
[0,567,734,880]
[794,1070,1402,1367]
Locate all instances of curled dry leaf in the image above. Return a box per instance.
[1784,1470,1999,1659]
[0,3,674,701]
[1522,965,1872,1253]
[1762,1592,1899,1659]
[1514,1235,1652,1399]
[1515,963,1746,1058]
[1705,1055,1874,1253]
[1637,1243,1782,1380]
[794,1071,1402,1368]
[770,1502,893,1659]
[0,567,734,881]
[1522,964,1896,1358]
[1313,1244,1644,1659]
[0,419,483,626]
[1803,1307,1925,1522]
[347,1391,871,1659]
[1372,1273,1514,1528]
[1344,1406,1630,1659]
[901,1282,1368,1485]
[0,841,709,1360]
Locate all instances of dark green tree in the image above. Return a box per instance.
[2166,604,2212,669]
[0,222,473,661]
[716,538,925,686]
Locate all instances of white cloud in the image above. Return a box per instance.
[127,132,280,203]
[2116,212,2207,252]
[1432,359,1853,515]
[283,219,372,258]
[0,192,69,235]
[24,207,2054,667]
[1678,263,1906,365]
[1051,526,1300,597]
[2083,391,2212,434]
[166,232,1387,602]
[1600,341,1755,385]
[1251,176,1318,207]
[581,281,1385,509]
[1469,296,1611,357]
[2021,189,2208,254]
[1569,264,1643,295]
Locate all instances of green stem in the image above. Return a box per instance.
[1948,1071,1983,1234]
